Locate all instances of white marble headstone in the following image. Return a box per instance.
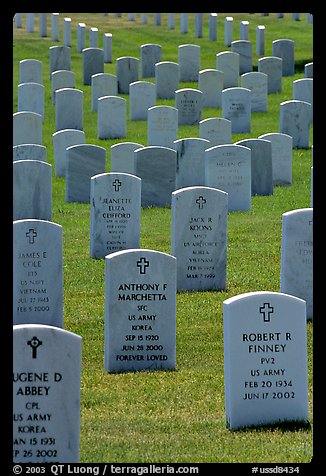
[134,146,176,207]
[223,291,309,430]
[280,208,313,320]
[13,111,42,146]
[52,128,86,177]
[90,172,141,258]
[82,47,104,85]
[13,219,63,327]
[13,324,82,462]
[110,142,144,175]
[104,249,176,372]
[175,88,203,125]
[13,144,47,163]
[171,186,228,291]
[178,44,200,82]
[116,56,139,94]
[55,88,83,131]
[258,133,292,185]
[280,100,311,149]
[13,160,52,221]
[147,106,178,148]
[222,87,251,133]
[65,144,106,203]
[236,138,273,196]
[174,137,210,188]
[155,61,179,99]
[205,144,251,211]
[258,56,282,94]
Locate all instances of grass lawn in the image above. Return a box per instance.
[13,13,314,464]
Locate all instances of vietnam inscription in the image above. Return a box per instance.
[13,220,63,327]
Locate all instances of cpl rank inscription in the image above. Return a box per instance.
[14,337,62,461]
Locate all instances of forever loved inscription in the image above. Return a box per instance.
[104,249,176,372]
[223,291,309,430]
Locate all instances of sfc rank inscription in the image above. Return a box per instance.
[104,249,176,372]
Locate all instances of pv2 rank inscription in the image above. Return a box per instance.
[242,330,296,401]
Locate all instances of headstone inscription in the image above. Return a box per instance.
[171,186,228,291]
[90,172,141,258]
[175,88,203,125]
[221,87,251,133]
[65,144,106,203]
[13,219,63,327]
[13,160,52,221]
[13,324,82,462]
[280,208,313,320]
[205,144,251,211]
[134,146,177,207]
[104,249,176,372]
[223,291,309,430]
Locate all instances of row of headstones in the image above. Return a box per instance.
[14,82,312,151]
[13,135,297,219]
[13,245,311,462]
[19,39,314,89]
[13,12,313,45]
[13,183,313,328]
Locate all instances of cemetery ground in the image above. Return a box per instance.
[13,13,313,463]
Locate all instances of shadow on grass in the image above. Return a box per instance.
[230,420,311,433]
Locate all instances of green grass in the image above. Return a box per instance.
[13,13,313,463]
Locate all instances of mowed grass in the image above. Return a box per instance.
[13,13,313,463]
